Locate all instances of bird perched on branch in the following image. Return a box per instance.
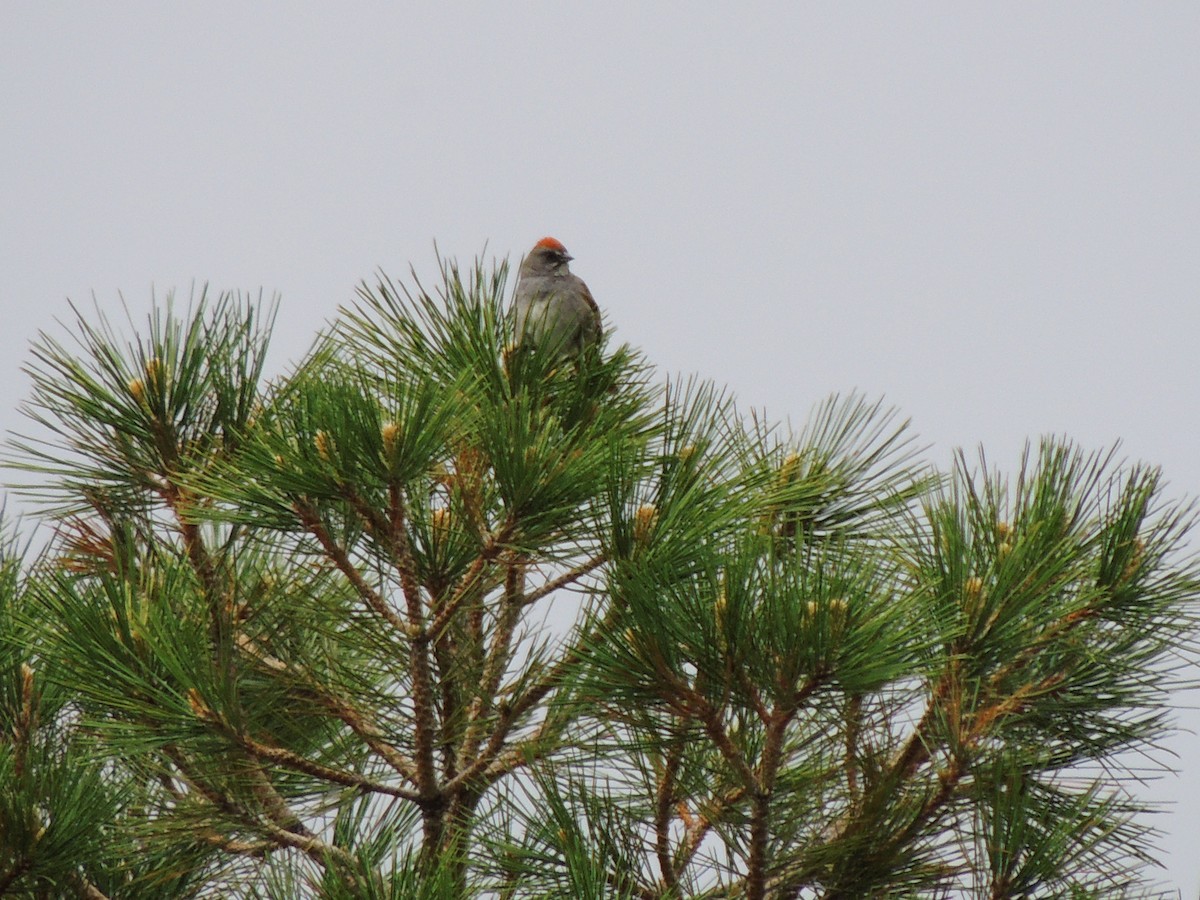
[512,237,602,360]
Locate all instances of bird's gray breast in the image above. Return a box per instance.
[514,278,567,336]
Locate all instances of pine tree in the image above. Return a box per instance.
[1,256,1195,898]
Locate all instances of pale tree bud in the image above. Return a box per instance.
[381,421,400,457]
[314,430,332,463]
[634,504,658,545]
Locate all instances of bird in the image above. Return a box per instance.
[512,237,602,360]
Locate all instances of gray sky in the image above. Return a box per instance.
[3,3,1198,891]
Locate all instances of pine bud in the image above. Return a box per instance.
[187,688,210,719]
[714,590,728,643]
[381,421,400,457]
[963,577,985,616]
[829,597,848,636]
[778,452,803,485]
[144,357,164,387]
[1120,538,1146,585]
[634,504,658,544]
[314,430,332,463]
[19,663,35,731]
[431,506,451,538]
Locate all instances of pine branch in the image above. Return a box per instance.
[236,729,420,801]
[844,693,864,809]
[657,665,759,794]
[379,483,444,830]
[521,552,606,607]
[746,676,824,900]
[675,786,746,875]
[655,740,684,896]
[428,528,511,637]
[0,859,33,896]
[71,874,112,900]
[318,692,419,784]
[233,631,420,783]
[295,500,407,633]
[165,745,356,871]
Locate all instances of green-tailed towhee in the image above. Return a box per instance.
[512,237,602,359]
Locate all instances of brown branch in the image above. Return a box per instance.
[676,786,746,874]
[295,501,407,633]
[317,691,419,784]
[164,745,246,818]
[432,630,462,782]
[157,482,216,590]
[892,614,1070,789]
[385,487,428,625]
[521,552,607,607]
[11,663,35,779]
[247,766,310,837]
[685,692,758,793]
[173,706,311,840]
[989,602,1097,688]
[799,658,1065,897]
[237,731,420,801]
[911,752,968,836]
[284,496,440,868]
[737,666,771,724]
[769,614,1075,900]
[377,490,443,843]
[165,746,355,870]
[462,599,629,788]
[197,831,272,857]
[444,698,521,792]
[890,661,958,781]
[254,813,357,869]
[845,694,863,808]
[747,787,771,900]
[160,482,239,687]
[969,672,1066,745]
[234,631,419,783]
[476,661,602,787]
[656,741,684,896]
[155,743,274,861]
[458,560,525,762]
[345,484,393,549]
[450,658,588,792]
[0,858,32,896]
[428,523,515,637]
[178,516,220,598]
[747,686,810,900]
[473,714,552,786]
[167,492,292,860]
[71,874,112,900]
[431,550,492,637]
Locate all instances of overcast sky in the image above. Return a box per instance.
[3,3,1198,891]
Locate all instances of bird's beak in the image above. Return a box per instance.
[563,254,574,263]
